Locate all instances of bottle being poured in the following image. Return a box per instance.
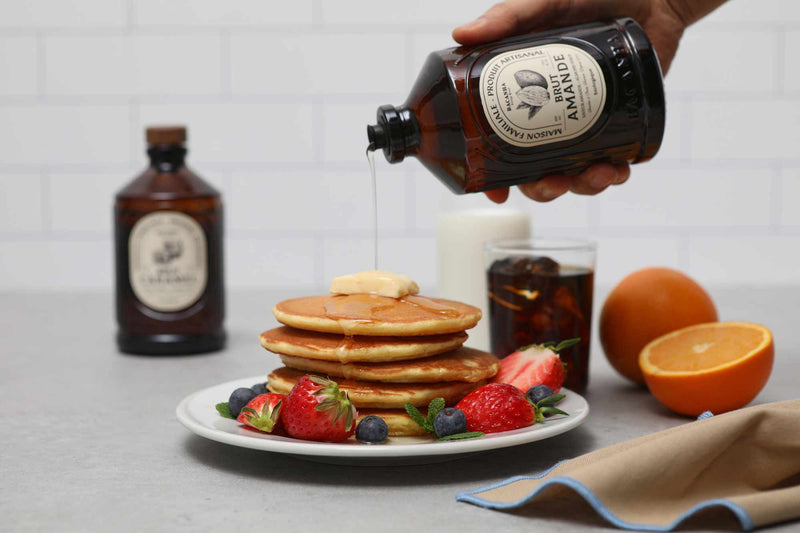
[367,18,665,195]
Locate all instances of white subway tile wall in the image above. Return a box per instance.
[780,168,800,226]
[0,105,131,165]
[0,36,38,96]
[0,173,43,232]
[0,0,798,291]
[45,34,223,96]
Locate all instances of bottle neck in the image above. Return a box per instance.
[148,145,187,173]
[367,105,420,163]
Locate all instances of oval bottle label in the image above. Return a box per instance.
[129,211,207,312]
[479,44,607,148]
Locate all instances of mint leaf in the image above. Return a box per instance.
[518,338,580,352]
[426,397,445,427]
[405,403,433,433]
[536,394,566,407]
[553,338,581,352]
[438,431,484,442]
[216,402,235,419]
[540,406,569,418]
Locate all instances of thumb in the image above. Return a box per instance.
[453,0,572,45]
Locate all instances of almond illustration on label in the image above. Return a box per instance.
[514,70,548,89]
[514,70,550,119]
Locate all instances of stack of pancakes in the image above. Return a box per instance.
[261,293,499,436]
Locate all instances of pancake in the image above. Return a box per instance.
[259,326,467,363]
[273,294,481,336]
[356,409,428,437]
[278,346,499,383]
[267,366,484,408]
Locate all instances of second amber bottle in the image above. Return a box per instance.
[115,126,225,355]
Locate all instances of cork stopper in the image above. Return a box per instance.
[146,126,187,146]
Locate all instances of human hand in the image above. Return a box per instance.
[455,0,713,203]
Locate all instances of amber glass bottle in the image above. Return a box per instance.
[368,18,665,194]
[115,126,225,355]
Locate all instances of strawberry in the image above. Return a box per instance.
[237,393,284,433]
[491,343,566,393]
[282,375,357,442]
[455,383,534,434]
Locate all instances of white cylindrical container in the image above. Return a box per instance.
[437,209,530,351]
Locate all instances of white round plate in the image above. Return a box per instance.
[177,375,589,465]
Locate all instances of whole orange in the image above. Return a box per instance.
[599,267,718,384]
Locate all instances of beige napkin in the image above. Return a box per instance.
[457,399,800,531]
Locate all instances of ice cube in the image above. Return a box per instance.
[489,256,560,277]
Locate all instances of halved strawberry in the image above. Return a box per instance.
[491,344,565,393]
[237,393,284,433]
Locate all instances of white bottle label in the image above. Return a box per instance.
[479,44,607,148]
[129,211,207,312]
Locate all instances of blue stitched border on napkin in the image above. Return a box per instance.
[455,411,755,531]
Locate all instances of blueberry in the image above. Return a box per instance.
[229,387,258,417]
[526,384,555,405]
[356,415,389,444]
[433,408,467,438]
[250,382,268,395]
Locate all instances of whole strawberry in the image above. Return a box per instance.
[456,383,534,434]
[491,344,566,393]
[282,375,357,442]
[237,393,284,433]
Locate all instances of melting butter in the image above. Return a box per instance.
[330,270,419,298]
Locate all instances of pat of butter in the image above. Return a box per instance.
[330,270,419,298]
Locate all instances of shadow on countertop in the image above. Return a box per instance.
[182,425,596,487]
[182,426,745,532]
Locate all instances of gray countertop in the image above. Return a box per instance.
[2,287,798,532]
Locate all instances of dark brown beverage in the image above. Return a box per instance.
[115,126,225,355]
[368,18,664,194]
[488,256,593,392]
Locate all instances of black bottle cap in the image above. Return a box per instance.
[367,123,386,148]
[367,105,419,163]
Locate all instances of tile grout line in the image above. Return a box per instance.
[679,96,692,165]
[1,159,797,175]
[313,234,325,287]
[313,95,325,164]
[126,0,135,30]
[128,101,139,167]
[1,91,797,106]
[6,225,800,245]
[775,28,785,97]
[40,168,51,234]
[36,31,46,100]
[311,0,324,29]
[404,166,416,233]
[769,163,783,232]
[677,235,691,272]
[220,29,231,99]
[0,93,410,106]
[4,20,800,35]
[404,31,416,89]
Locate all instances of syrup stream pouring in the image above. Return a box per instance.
[366,144,378,271]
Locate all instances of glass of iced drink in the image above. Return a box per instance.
[485,239,596,393]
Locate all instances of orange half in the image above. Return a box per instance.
[639,322,774,416]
